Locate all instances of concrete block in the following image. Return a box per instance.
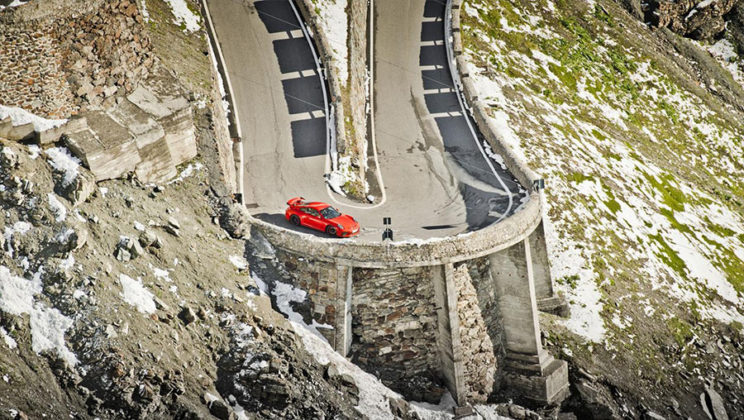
[36,117,89,145]
[7,122,35,141]
[505,357,569,405]
[64,113,141,181]
[135,137,177,184]
[108,98,165,149]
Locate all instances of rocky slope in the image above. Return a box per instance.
[460,0,744,418]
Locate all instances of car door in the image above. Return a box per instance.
[301,207,323,230]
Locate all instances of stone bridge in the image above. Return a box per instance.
[202,0,570,407]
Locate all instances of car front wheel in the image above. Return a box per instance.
[326,226,337,236]
[290,215,301,226]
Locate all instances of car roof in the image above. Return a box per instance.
[302,202,331,210]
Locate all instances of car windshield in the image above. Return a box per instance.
[320,206,341,219]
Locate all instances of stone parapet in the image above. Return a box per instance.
[251,191,541,268]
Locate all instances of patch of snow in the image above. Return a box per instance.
[545,217,606,342]
[119,274,157,314]
[1,327,17,349]
[55,228,75,244]
[45,147,80,187]
[59,255,75,272]
[163,0,201,32]
[134,221,146,232]
[139,0,150,23]
[27,144,40,160]
[703,38,744,84]
[0,104,67,132]
[0,266,77,366]
[167,162,203,185]
[152,266,172,283]
[229,255,248,270]
[47,193,67,222]
[3,221,32,258]
[271,281,331,342]
[314,0,348,86]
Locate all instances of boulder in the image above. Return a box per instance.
[705,386,729,420]
[220,203,251,239]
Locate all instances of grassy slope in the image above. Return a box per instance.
[462,0,744,415]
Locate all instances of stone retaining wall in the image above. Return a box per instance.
[0,26,75,118]
[0,0,156,118]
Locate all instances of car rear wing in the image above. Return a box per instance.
[287,197,306,207]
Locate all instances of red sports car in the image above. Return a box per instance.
[285,197,360,237]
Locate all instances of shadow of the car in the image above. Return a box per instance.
[254,212,330,238]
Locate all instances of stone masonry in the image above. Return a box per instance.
[0,26,75,118]
[351,267,444,403]
[270,232,570,406]
[453,262,496,404]
[0,0,156,118]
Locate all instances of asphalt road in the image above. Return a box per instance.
[209,0,526,242]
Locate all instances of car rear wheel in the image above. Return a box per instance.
[326,226,337,236]
[290,215,301,226]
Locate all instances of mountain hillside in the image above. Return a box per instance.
[461,0,744,417]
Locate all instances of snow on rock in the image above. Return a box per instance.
[139,0,150,23]
[0,104,67,132]
[163,0,201,33]
[27,144,40,160]
[0,327,17,350]
[229,255,248,270]
[271,281,331,342]
[47,193,67,222]
[151,266,172,282]
[45,147,81,187]
[119,274,157,314]
[167,162,203,185]
[313,0,348,86]
[701,37,744,85]
[0,266,77,366]
[3,221,32,258]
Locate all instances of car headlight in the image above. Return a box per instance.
[337,224,344,229]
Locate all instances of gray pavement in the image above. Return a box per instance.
[209,0,526,242]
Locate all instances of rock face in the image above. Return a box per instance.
[215,317,359,418]
[644,0,738,40]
